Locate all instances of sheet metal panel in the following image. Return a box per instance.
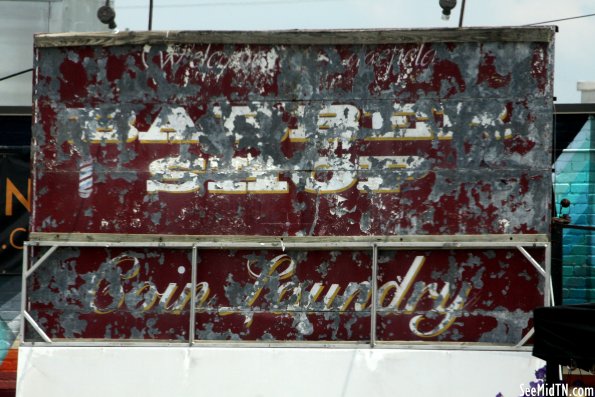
[31,30,554,236]
[26,246,544,343]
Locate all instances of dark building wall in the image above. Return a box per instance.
[0,110,31,396]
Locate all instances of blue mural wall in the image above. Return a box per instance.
[554,116,595,304]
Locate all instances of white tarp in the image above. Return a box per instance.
[17,346,544,397]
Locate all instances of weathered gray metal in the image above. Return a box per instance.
[26,27,555,344]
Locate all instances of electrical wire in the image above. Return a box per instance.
[118,1,595,30]
[119,0,342,8]
[525,12,595,26]
[0,69,33,83]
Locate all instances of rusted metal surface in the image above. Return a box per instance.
[27,28,554,343]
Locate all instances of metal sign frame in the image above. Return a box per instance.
[20,233,550,351]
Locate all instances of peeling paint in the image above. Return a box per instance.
[28,30,553,343]
[32,35,552,236]
[26,248,544,343]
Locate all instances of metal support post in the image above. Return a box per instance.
[19,244,28,343]
[544,243,552,307]
[550,223,563,305]
[189,245,198,345]
[370,244,378,348]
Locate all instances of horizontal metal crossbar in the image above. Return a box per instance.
[25,239,549,250]
[28,232,550,245]
[19,340,533,352]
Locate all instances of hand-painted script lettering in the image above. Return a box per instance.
[91,253,472,338]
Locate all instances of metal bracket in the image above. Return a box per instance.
[20,244,58,343]
[370,244,378,348]
[515,327,535,348]
[514,244,551,347]
[25,245,58,277]
[517,246,546,277]
[189,245,197,346]
[23,311,52,343]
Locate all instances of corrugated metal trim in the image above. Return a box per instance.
[33,27,556,48]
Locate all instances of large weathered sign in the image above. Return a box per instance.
[26,28,554,344]
[31,30,553,236]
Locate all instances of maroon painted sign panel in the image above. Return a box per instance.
[27,246,544,343]
[28,29,553,343]
[31,33,553,236]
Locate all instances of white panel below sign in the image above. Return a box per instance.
[17,346,544,397]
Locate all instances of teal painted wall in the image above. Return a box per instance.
[0,276,20,357]
[554,116,595,304]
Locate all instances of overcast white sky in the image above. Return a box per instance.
[113,0,595,103]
